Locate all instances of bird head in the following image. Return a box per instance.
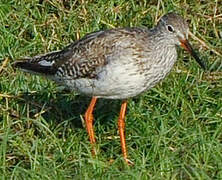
[157,13,206,70]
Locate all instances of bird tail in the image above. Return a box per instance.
[13,50,63,75]
[13,60,56,75]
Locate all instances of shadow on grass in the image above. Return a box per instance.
[16,89,122,129]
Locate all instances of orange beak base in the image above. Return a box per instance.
[180,39,206,70]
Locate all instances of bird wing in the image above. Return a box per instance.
[13,30,108,76]
[14,27,150,79]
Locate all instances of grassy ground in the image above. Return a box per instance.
[0,0,222,179]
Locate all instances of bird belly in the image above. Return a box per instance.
[93,63,148,99]
[54,60,147,99]
[53,48,177,99]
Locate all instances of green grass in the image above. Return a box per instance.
[0,0,222,179]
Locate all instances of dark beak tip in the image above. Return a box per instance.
[201,61,207,71]
[180,39,206,70]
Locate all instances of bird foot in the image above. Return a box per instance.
[91,146,98,156]
[124,158,134,166]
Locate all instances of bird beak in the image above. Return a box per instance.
[180,39,206,70]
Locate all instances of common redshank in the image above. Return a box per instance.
[14,13,205,164]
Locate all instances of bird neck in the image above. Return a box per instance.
[150,28,176,50]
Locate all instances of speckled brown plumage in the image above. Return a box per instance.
[14,13,205,164]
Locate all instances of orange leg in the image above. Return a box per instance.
[84,97,97,155]
[118,100,133,165]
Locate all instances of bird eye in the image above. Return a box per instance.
[167,25,174,32]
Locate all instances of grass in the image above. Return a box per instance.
[0,0,222,179]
